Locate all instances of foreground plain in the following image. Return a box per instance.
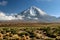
[0,23,60,40]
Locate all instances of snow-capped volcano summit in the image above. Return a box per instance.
[14,6,58,22]
[16,6,49,20]
[29,6,47,16]
[19,6,47,16]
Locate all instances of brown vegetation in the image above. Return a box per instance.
[0,22,60,27]
[0,22,60,40]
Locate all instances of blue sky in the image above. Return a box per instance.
[0,0,60,17]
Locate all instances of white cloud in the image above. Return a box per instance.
[0,12,24,20]
[0,12,6,16]
[0,0,8,6]
[16,15,24,20]
[0,12,16,20]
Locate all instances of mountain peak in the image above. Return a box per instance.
[29,6,47,16]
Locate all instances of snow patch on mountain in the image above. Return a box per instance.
[27,16,31,19]
[30,7,36,16]
[31,6,47,16]
[34,18,38,20]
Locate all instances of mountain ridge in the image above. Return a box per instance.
[0,6,60,23]
[14,6,60,22]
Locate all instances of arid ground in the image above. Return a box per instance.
[0,22,60,40]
